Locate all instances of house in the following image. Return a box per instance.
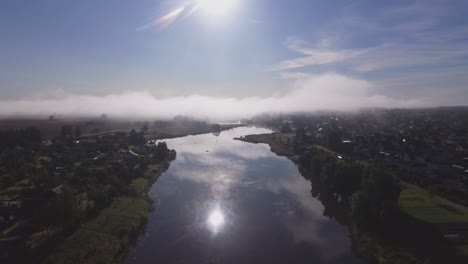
[0,216,7,230]
[120,148,129,154]
[51,185,64,194]
[379,151,390,157]
[129,150,140,157]
[415,155,426,166]
[1,202,21,209]
[443,234,464,244]
[42,139,53,147]
[93,153,107,161]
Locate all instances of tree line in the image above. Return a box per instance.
[296,146,463,263]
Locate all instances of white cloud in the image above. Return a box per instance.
[269,0,468,86]
[268,37,363,71]
[279,72,313,80]
[271,35,468,74]
[0,73,429,120]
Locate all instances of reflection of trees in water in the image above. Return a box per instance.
[299,166,349,226]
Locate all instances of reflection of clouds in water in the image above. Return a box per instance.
[172,165,245,200]
[175,136,273,160]
[163,127,274,161]
[162,127,273,198]
[260,163,352,261]
[156,127,353,262]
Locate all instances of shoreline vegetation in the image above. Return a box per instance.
[237,132,468,264]
[43,159,175,264]
[41,123,243,264]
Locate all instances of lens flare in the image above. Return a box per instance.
[137,6,185,31]
[137,0,237,31]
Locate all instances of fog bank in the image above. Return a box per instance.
[0,74,429,120]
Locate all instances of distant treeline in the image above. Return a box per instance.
[0,127,41,150]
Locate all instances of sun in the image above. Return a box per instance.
[197,0,237,16]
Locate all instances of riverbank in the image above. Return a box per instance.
[238,132,467,264]
[145,124,245,140]
[235,133,296,158]
[43,154,175,264]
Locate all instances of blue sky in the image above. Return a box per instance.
[1,0,468,116]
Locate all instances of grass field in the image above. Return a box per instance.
[399,188,468,258]
[457,244,468,255]
[131,178,149,195]
[44,197,151,264]
[399,189,468,223]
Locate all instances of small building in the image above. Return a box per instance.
[0,202,21,208]
[443,234,464,244]
[129,150,140,157]
[93,153,107,161]
[42,139,53,147]
[379,151,390,157]
[51,185,64,194]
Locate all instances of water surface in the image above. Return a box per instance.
[126,127,362,264]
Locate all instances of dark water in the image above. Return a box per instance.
[126,127,362,264]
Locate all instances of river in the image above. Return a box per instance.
[125,126,362,264]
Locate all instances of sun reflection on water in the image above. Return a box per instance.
[207,209,225,234]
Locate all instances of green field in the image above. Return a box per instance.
[457,244,468,255]
[44,197,151,264]
[131,178,149,195]
[399,189,468,223]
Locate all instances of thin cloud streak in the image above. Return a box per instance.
[270,37,468,73]
[268,37,363,71]
[279,72,313,80]
[0,73,429,120]
[270,0,468,78]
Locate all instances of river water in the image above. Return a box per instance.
[126,127,362,264]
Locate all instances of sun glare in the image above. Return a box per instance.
[207,208,226,234]
[198,0,237,16]
[208,209,225,228]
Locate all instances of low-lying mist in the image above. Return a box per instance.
[1,74,429,120]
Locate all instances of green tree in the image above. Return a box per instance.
[354,166,401,231]
[155,142,169,161]
[351,191,371,229]
[280,123,293,133]
[142,123,149,133]
[128,129,145,145]
[61,125,73,137]
[75,125,82,138]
